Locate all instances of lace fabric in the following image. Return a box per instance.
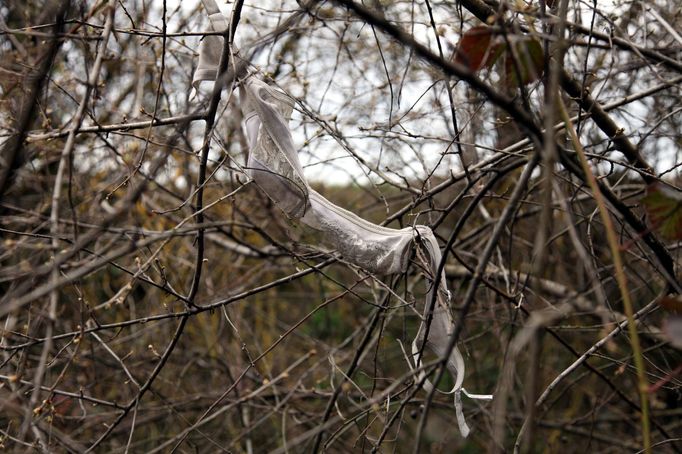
[193,0,492,437]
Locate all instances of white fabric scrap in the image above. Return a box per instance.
[193,1,492,437]
[192,0,230,90]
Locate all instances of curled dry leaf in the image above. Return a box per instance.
[454,27,544,89]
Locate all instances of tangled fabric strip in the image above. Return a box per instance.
[195,0,492,437]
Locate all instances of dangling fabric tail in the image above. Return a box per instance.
[193,0,229,90]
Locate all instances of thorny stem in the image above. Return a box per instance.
[23,0,116,443]
[558,98,650,454]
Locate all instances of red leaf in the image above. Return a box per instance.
[454,26,502,71]
[642,183,682,241]
[659,295,682,314]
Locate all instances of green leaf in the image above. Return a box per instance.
[642,184,682,241]
[454,26,503,71]
[504,36,544,88]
